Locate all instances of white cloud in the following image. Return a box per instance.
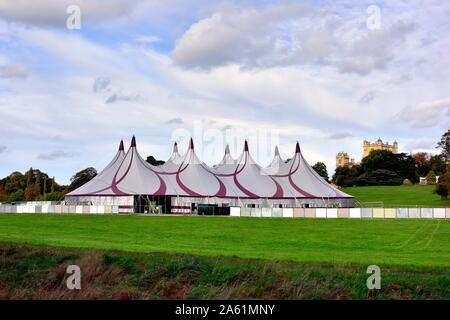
[397,98,450,128]
[0,63,28,78]
[37,150,74,160]
[327,132,354,140]
[0,145,6,153]
[172,5,416,75]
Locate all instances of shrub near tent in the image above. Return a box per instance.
[426,170,437,185]
[434,171,450,200]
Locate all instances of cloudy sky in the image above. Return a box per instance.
[0,0,449,184]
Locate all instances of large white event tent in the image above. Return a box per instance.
[65,137,354,213]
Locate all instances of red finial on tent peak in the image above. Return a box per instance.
[131,136,136,147]
[275,146,280,156]
[189,138,194,150]
[225,144,230,154]
[173,141,178,153]
[244,140,249,151]
[295,142,301,153]
[119,140,124,151]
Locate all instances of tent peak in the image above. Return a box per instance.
[119,140,124,151]
[189,138,194,150]
[131,136,136,148]
[295,141,301,153]
[173,141,178,153]
[244,140,249,151]
[275,146,280,156]
[225,144,230,154]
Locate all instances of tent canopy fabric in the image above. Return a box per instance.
[67,137,353,200]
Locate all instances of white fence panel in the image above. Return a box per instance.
[408,208,420,218]
[261,208,272,217]
[396,208,408,218]
[282,208,294,218]
[272,208,283,218]
[349,208,361,218]
[433,208,445,219]
[421,208,433,218]
[230,207,240,217]
[316,208,326,218]
[326,208,338,218]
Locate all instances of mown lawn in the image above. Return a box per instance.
[342,185,450,207]
[0,214,448,268]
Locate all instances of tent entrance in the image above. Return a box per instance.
[133,195,171,214]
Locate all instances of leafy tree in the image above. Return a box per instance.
[70,167,97,191]
[24,186,37,201]
[7,189,25,202]
[434,170,450,200]
[413,152,432,177]
[146,155,165,166]
[34,171,42,196]
[357,169,403,186]
[426,170,437,185]
[26,167,33,187]
[312,162,329,181]
[51,177,56,193]
[0,186,6,202]
[430,155,447,175]
[361,150,417,182]
[45,191,63,201]
[436,128,450,163]
[332,165,361,187]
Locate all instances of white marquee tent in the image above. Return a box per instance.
[66,137,354,213]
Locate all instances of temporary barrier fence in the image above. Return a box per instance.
[0,205,449,219]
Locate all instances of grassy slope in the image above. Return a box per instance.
[342,185,450,207]
[0,214,448,267]
[1,244,448,300]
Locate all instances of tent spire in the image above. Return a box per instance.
[275,146,280,156]
[173,141,178,153]
[225,144,230,155]
[189,138,194,150]
[295,141,301,154]
[244,140,249,151]
[119,140,124,151]
[131,135,136,148]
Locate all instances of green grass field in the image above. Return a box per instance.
[342,185,450,207]
[0,214,448,267]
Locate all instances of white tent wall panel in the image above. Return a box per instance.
[433,208,445,219]
[349,208,361,218]
[282,208,294,218]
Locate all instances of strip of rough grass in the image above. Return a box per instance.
[342,185,450,207]
[0,214,448,268]
[0,244,448,300]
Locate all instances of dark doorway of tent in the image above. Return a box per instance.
[133,195,171,214]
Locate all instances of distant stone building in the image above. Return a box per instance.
[363,138,398,158]
[336,152,355,168]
